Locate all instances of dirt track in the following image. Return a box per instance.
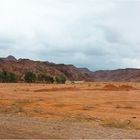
[0,114,140,139]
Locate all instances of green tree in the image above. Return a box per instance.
[38,74,44,82]
[0,71,4,82]
[0,71,17,83]
[24,72,36,83]
[38,74,54,83]
[55,75,66,84]
[45,75,54,83]
[8,72,17,83]
[3,71,8,82]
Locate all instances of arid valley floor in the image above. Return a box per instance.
[0,82,140,139]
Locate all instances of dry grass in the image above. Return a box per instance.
[0,99,31,114]
[101,119,130,129]
[0,82,140,130]
[101,119,140,130]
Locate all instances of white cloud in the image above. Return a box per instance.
[0,0,140,70]
[122,58,140,68]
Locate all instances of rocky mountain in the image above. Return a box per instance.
[0,56,93,81]
[0,55,17,61]
[78,68,94,75]
[93,68,140,82]
[1,56,140,82]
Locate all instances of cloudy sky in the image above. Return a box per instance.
[0,0,140,70]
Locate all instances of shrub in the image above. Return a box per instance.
[0,71,17,83]
[8,72,17,83]
[38,74,54,83]
[55,75,66,84]
[24,72,36,83]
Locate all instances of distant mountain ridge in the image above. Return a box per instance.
[1,56,140,82]
[93,68,140,82]
[0,56,93,81]
[0,55,17,61]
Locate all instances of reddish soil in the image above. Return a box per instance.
[0,82,140,138]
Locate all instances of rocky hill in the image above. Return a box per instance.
[0,56,93,81]
[1,56,140,82]
[93,68,140,82]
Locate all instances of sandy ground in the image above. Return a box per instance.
[0,114,140,139]
[0,82,140,139]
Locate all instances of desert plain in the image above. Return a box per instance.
[0,82,140,139]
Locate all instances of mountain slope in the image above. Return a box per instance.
[93,68,140,82]
[0,56,93,81]
[1,56,140,82]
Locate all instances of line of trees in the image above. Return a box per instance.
[0,71,66,84]
[0,71,17,83]
[24,72,66,84]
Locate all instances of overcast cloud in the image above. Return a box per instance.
[0,0,140,70]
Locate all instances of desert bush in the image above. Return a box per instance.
[101,119,140,130]
[8,72,17,82]
[101,119,129,129]
[55,75,66,84]
[24,72,37,83]
[0,71,17,83]
[38,74,54,83]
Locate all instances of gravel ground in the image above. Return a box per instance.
[0,114,140,139]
